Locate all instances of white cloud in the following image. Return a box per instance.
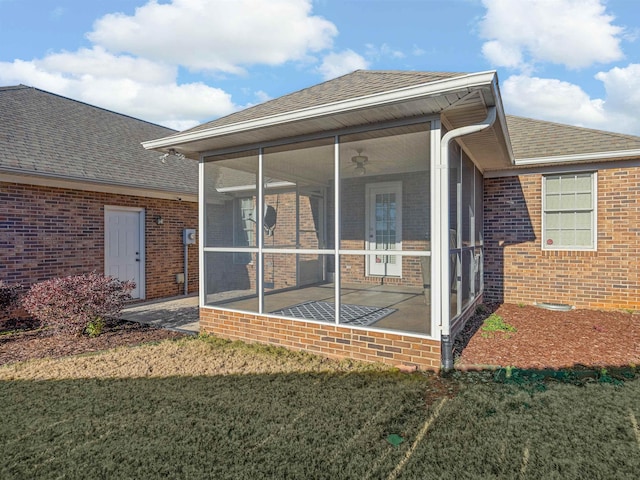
[87,0,337,74]
[502,70,640,135]
[40,47,175,84]
[480,0,624,70]
[365,43,405,61]
[502,75,606,126]
[0,0,343,129]
[317,49,369,80]
[0,51,236,129]
[594,64,640,133]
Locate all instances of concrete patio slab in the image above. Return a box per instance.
[121,295,199,334]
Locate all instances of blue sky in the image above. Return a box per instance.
[1,0,639,135]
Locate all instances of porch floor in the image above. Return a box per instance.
[207,283,431,336]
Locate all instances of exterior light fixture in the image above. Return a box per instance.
[160,148,186,163]
[155,216,164,225]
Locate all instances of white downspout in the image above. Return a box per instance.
[439,106,496,371]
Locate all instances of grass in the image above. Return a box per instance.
[1,336,640,479]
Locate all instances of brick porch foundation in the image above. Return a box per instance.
[200,308,442,371]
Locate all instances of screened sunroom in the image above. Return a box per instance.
[144,70,513,369]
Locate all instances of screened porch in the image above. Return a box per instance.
[202,119,484,339]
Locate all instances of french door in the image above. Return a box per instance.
[366,182,402,277]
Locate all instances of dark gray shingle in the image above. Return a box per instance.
[0,85,197,195]
[506,115,640,160]
[178,70,466,135]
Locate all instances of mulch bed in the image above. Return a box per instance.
[455,303,640,370]
[2,304,639,371]
[0,316,186,366]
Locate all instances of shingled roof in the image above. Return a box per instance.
[506,115,640,161]
[0,85,197,195]
[180,70,466,135]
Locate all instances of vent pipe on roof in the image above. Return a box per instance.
[439,106,497,371]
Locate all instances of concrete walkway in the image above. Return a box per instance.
[121,295,199,334]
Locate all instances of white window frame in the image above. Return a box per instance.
[542,171,597,251]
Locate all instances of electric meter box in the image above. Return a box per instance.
[183,228,196,245]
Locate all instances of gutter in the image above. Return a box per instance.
[142,71,498,151]
[1,169,198,202]
[438,106,497,371]
[514,148,640,166]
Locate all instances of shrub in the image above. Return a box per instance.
[22,273,135,336]
[0,280,22,317]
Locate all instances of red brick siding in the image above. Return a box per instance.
[200,307,441,370]
[1,182,198,300]
[484,167,640,310]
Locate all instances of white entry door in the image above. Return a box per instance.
[366,182,402,277]
[105,207,144,299]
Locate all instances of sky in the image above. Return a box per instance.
[1,0,639,135]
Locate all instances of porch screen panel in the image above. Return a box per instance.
[474,167,484,247]
[339,123,431,271]
[462,155,474,247]
[448,143,485,322]
[203,150,259,312]
[203,251,258,312]
[338,122,431,334]
[203,150,258,249]
[263,253,333,319]
[263,138,333,251]
[338,254,431,336]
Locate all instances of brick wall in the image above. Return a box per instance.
[0,182,198,300]
[484,166,640,310]
[200,307,441,370]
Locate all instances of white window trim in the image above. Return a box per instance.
[541,171,597,251]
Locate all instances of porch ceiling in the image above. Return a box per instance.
[144,71,514,171]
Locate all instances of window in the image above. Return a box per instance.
[543,172,596,250]
[234,197,255,264]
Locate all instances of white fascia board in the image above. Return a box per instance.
[1,171,198,202]
[142,71,498,151]
[514,149,640,166]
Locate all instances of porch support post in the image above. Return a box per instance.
[438,107,496,371]
[198,156,205,309]
[333,135,341,324]
[258,148,264,313]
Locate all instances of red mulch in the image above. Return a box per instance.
[0,317,186,366]
[455,303,640,370]
[2,305,639,371]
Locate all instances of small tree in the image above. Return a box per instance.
[22,273,135,336]
[0,280,22,317]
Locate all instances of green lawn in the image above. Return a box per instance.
[1,343,639,479]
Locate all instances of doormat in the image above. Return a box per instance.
[271,301,396,326]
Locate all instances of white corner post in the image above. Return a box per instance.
[438,106,496,371]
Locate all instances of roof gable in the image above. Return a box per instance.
[0,85,197,195]
[180,70,466,135]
